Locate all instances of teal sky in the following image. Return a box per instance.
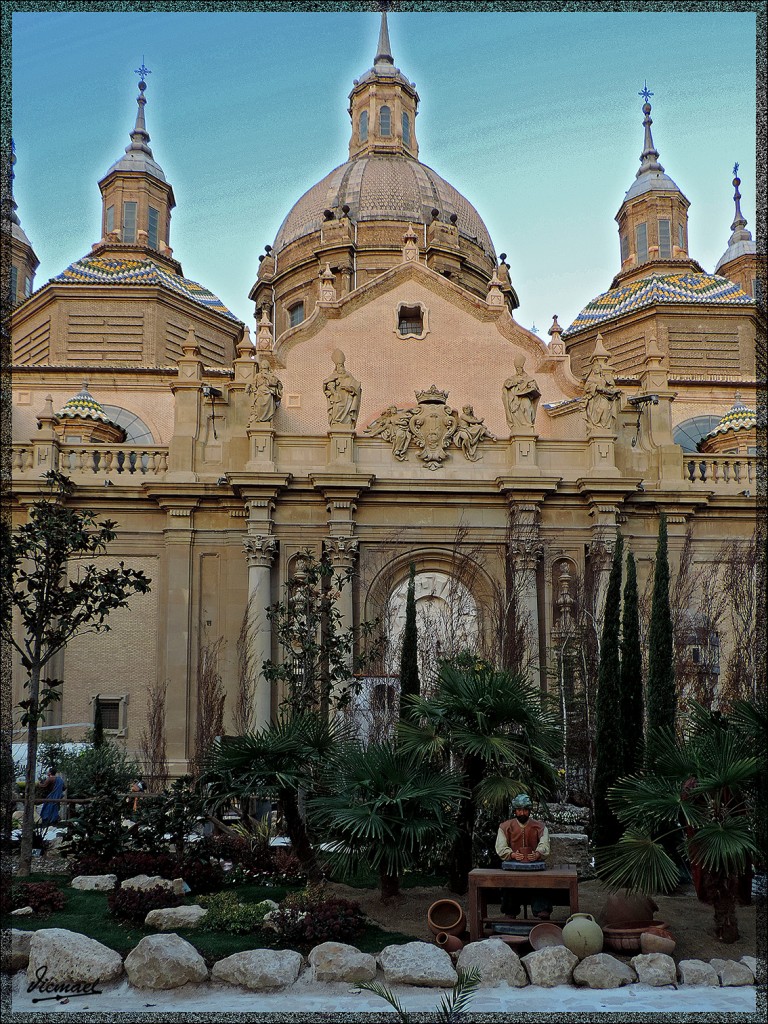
[11,6,759,334]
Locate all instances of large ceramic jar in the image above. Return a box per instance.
[562,913,604,958]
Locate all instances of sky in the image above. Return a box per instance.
[10,4,759,334]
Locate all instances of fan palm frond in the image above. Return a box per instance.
[595,828,681,894]
[686,821,758,876]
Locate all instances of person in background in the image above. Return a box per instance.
[39,766,65,827]
[131,775,147,814]
[496,792,553,920]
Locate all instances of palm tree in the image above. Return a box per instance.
[596,702,760,943]
[310,742,465,900]
[399,659,561,894]
[201,713,342,883]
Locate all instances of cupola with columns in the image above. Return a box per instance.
[94,62,177,266]
[4,141,39,306]
[612,85,702,287]
[715,165,760,299]
[347,9,419,160]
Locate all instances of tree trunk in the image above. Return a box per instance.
[18,664,42,877]
[703,868,740,943]
[448,794,476,894]
[280,787,323,883]
[379,867,400,902]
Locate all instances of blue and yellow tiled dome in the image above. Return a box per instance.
[52,256,240,323]
[704,395,756,440]
[56,383,116,425]
[563,273,753,338]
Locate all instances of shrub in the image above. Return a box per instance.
[108,851,178,882]
[177,856,224,894]
[60,796,127,863]
[58,742,139,799]
[11,881,66,916]
[203,829,273,873]
[108,884,182,924]
[70,853,113,878]
[131,777,207,860]
[198,892,277,934]
[268,886,365,946]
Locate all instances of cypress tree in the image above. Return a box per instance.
[647,513,675,755]
[619,550,644,774]
[593,533,624,851]
[399,562,420,714]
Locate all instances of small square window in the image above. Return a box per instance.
[398,305,423,336]
[93,695,126,735]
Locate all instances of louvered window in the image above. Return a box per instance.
[123,202,137,243]
[658,219,671,258]
[402,112,411,146]
[148,207,160,249]
[636,222,648,264]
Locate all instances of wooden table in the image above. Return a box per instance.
[468,867,579,941]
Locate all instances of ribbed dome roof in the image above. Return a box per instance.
[705,395,756,439]
[56,383,119,426]
[273,153,496,259]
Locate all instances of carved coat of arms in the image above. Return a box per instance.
[366,386,495,470]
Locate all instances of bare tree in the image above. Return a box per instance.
[138,678,169,793]
[233,594,259,735]
[720,536,757,705]
[191,637,226,777]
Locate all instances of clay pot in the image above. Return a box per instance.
[562,913,604,958]
[640,927,676,955]
[435,931,465,953]
[427,898,466,937]
[600,893,659,927]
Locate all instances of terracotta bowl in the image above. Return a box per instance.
[529,922,564,949]
[603,921,668,952]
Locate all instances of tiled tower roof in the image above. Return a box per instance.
[56,382,117,424]
[704,394,757,439]
[52,255,241,323]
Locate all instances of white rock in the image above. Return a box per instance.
[630,952,676,986]
[121,875,174,892]
[677,959,719,986]
[710,958,754,986]
[27,928,123,986]
[521,946,579,987]
[308,942,376,983]
[11,907,34,916]
[212,948,303,989]
[573,953,637,989]
[10,930,33,972]
[124,933,208,989]
[378,941,457,988]
[740,956,757,980]
[71,875,118,891]
[144,905,208,930]
[457,938,527,987]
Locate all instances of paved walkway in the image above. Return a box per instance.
[10,974,759,1017]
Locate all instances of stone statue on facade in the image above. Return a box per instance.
[324,349,361,427]
[247,360,283,424]
[583,337,621,432]
[366,405,413,461]
[503,356,541,429]
[453,405,496,461]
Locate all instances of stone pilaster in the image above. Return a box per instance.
[243,533,279,730]
[507,501,544,689]
[167,330,203,482]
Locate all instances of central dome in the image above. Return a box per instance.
[273,153,496,260]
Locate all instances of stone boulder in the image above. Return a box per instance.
[144,906,208,930]
[308,942,376,983]
[71,875,118,892]
[378,942,457,988]
[521,946,579,987]
[11,907,34,916]
[572,953,637,989]
[27,929,123,986]
[740,956,757,980]
[629,952,676,986]
[124,933,208,989]
[677,959,719,986]
[548,833,591,874]
[710,958,754,986]
[457,938,527,987]
[9,930,32,973]
[121,875,175,892]
[212,949,303,989]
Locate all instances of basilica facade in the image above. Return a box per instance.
[8,14,761,773]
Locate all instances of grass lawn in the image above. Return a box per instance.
[6,874,415,964]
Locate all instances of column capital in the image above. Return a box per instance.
[323,536,359,568]
[243,534,278,568]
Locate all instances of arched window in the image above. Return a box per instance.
[100,406,156,444]
[402,112,411,146]
[672,415,721,452]
[359,110,368,142]
[379,105,391,137]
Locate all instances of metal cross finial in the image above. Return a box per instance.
[134,58,151,83]
[639,81,653,103]
[733,162,739,178]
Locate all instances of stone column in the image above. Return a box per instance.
[508,502,544,689]
[323,537,359,709]
[243,534,278,731]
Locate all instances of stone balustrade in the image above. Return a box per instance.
[683,453,756,490]
[11,444,169,479]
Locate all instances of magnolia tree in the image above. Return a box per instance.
[0,473,151,875]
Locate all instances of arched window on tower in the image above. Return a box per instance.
[359,110,368,142]
[379,105,391,137]
[402,111,411,146]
